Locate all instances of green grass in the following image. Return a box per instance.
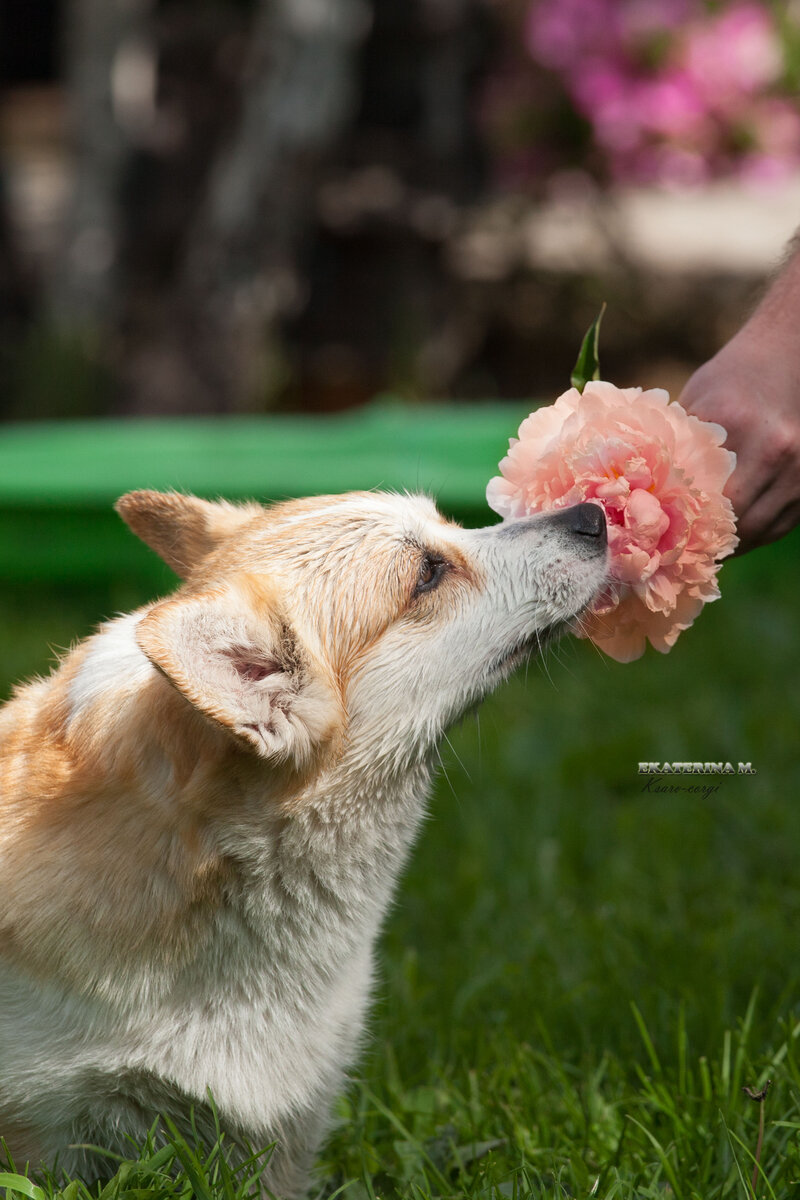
[2,529,800,1198]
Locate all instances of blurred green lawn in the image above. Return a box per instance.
[1,527,799,1196]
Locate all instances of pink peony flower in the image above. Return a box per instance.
[486,381,739,662]
[682,3,783,110]
[525,0,622,71]
[519,0,796,189]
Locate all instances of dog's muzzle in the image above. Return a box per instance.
[555,501,607,542]
[496,502,607,547]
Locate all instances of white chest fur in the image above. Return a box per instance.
[0,768,430,1191]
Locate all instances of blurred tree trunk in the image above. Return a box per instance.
[421,0,481,180]
[120,0,369,414]
[48,0,367,414]
[0,163,33,381]
[49,0,147,329]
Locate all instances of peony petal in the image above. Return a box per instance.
[487,379,739,659]
[625,489,671,547]
[486,475,523,519]
[638,569,680,614]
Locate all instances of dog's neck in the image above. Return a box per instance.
[198,730,434,942]
[36,618,434,1009]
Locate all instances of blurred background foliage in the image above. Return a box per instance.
[2,0,800,421]
[3,9,800,1190]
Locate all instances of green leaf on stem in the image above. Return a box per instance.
[570,302,606,393]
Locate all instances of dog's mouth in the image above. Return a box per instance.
[486,575,608,679]
[487,621,564,677]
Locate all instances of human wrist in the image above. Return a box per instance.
[738,242,800,360]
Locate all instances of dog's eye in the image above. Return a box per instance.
[415,554,447,595]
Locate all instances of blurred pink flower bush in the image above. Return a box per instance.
[486,382,739,661]
[483,0,800,188]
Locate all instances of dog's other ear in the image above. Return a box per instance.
[136,584,342,766]
[116,491,262,578]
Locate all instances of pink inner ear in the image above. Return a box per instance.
[236,661,276,682]
[226,646,281,682]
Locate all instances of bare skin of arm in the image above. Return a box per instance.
[679,246,800,553]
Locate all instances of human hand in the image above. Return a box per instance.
[679,270,800,554]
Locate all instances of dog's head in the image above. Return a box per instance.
[118,490,608,774]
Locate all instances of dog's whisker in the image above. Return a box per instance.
[433,741,459,800]
[441,728,472,784]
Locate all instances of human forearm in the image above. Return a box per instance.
[679,243,800,552]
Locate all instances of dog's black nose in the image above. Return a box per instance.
[568,502,606,539]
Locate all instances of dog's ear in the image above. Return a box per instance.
[136,584,341,765]
[116,491,262,578]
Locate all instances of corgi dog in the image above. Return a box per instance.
[0,489,607,1196]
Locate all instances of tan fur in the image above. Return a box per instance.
[115,491,262,579]
[0,670,234,989]
[0,488,608,1192]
